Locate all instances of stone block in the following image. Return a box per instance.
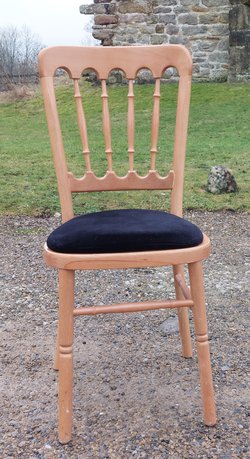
[210,68,229,81]
[169,35,185,44]
[193,51,207,57]
[103,38,114,46]
[166,23,180,34]
[197,67,210,75]
[208,51,229,62]
[208,24,229,36]
[173,6,189,14]
[153,6,173,14]
[160,0,177,5]
[182,24,208,35]
[151,34,166,44]
[192,63,201,73]
[139,34,152,44]
[229,5,250,30]
[118,0,153,14]
[162,67,179,79]
[203,0,229,6]
[192,4,209,12]
[217,37,230,51]
[95,14,118,25]
[128,36,137,43]
[229,45,250,81]
[158,14,176,24]
[194,56,207,63]
[120,13,148,23]
[181,0,200,5]
[94,3,117,14]
[198,40,218,51]
[155,23,165,33]
[139,24,155,34]
[178,13,198,25]
[79,4,94,15]
[125,26,140,35]
[93,28,115,40]
[200,12,229,25]
[229,29,250,44]
[136,69,155,83]
[94,0,112,3]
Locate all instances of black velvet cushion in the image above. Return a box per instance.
[47,209,203,254]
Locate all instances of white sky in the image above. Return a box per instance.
[0,0,96,46]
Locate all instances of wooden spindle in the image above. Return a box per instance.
[150,78,161,171]
[73,79,91,172]
[101,79,112,172]
[127,79,135,171]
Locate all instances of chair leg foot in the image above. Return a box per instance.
[188,261,217,426]
[173,265,192,358]
[58,350,73,443]
[177,307,192,358]
[58,269,75,444]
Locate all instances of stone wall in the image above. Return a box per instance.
[80,0,250,82]
[228,0,250,81]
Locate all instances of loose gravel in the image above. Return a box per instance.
[0,211,249,459]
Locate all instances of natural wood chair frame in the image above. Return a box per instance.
[39,45,216,444]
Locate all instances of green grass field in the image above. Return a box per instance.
[0,81,249,216]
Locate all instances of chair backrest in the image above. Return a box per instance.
[38,45,192,223]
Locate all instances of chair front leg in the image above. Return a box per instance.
[53,328,59,371]
[173,265,192,358]
[188,261,217,426]
[58,269,75,444]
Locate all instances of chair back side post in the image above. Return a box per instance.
[170,74,192,217]
[40,76,74,222]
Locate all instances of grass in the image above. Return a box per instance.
[0,80,249,216]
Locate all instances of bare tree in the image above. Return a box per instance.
[0,25,44,89]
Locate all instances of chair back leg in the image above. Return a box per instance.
[188,261,217,426]
[173,265,192,358]
[58,269,75,444]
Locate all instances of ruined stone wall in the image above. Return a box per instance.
[80,0,250,82]
[229,0,250,82]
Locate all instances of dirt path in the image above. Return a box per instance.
[0,211,249,458]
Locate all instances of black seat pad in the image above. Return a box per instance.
[47,209,203,254]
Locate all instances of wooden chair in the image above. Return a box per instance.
[38,45,216,444]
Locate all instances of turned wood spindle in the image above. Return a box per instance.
[150,78,161,171]
[127,79,135,171]
[101,79,113,172]
[73,79,91,172]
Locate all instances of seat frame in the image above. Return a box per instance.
[39,44,216,444]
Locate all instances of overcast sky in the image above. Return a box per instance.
[0,0,96,46]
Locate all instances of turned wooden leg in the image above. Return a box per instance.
[188,261,217,426]
[58,269,75,444]
[53,327,59,371]
[173,265,192,358]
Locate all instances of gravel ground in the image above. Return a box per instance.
[0,211,249,459]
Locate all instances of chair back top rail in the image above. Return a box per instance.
[39,45,192,80]
[39,45,192,221]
